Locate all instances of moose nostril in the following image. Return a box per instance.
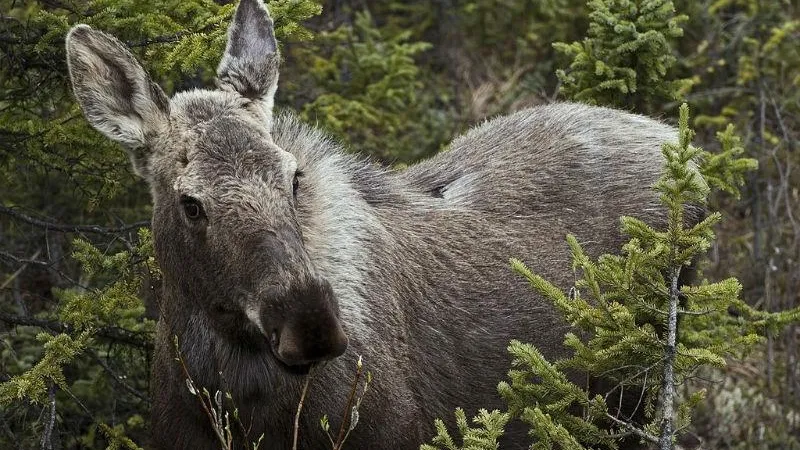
[270,329,278,346]
[276,326,303,365]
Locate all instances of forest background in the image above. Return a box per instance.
[0,0,799,448]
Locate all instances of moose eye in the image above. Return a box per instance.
[292,170,303,198]
[180,196,204,221]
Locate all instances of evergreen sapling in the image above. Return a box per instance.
[504,104,797,448]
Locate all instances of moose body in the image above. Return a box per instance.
[150,105,674,450]
[65,0,697,448]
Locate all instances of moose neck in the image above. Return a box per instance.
[271,114,408,342]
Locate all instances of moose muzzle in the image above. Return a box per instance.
[275,313,348,366]
[264,278,348,367]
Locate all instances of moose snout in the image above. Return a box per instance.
[275,315,348,366]
[260,278,349,367]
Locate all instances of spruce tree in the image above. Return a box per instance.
[553,0,692,113]
[506,104,795,448]
[294,10,440,163]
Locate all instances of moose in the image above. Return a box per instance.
[65,0,702,448]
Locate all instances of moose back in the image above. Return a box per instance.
[65,0,699,448]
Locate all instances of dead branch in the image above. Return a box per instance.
[0,204,149,235]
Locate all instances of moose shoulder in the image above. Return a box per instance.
[65,0,702,448]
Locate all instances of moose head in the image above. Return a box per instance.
[65,0,348,372]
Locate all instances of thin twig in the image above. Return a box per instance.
[218,370,256,444]
[292,376,312,450]
[60,384,93,417]
[333,360,363,449]
[600,361,660,421]
[87,349,150,405]
[0,249,41,290]
[340,368,371,446]
[631,367,649,421]
[174,338,229,449]
[0,250,85,288]
[606,413,658,444]
[769,92,796,153]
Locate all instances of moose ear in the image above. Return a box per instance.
[217,0,280,128]
[66,25,169,179]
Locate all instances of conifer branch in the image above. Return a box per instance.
[0,312,153,351]
[125,23,220,48]
[0,204,150,235]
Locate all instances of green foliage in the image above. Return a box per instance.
[554,0,691,112]
[0,232,154,447]
[420,408,510,450]
[31,0,319,79]
[99,423,145,450]
[0,229,156,402]
[685,17,800,439]
[296,10,447,163]
[697,125,757,199]
[59,228,158,331]
[268,0,323,42]
[498,340,612,449]
[503,104,790,446]
[0,331,92,404]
